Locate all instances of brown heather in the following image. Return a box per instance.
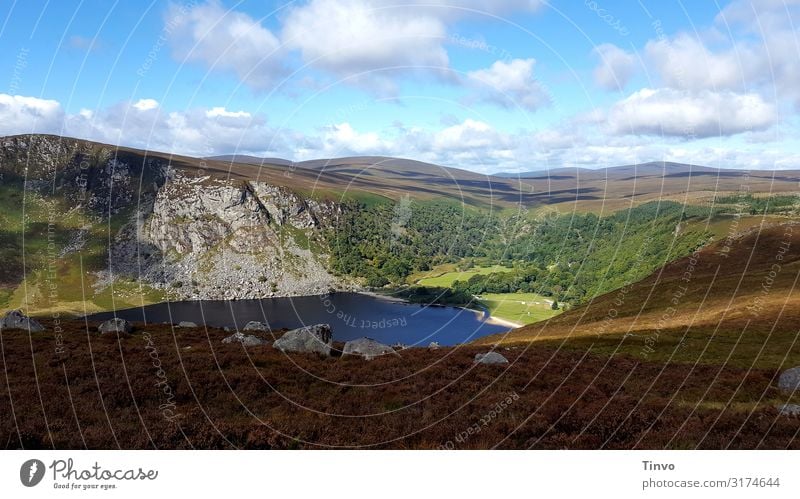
[1,319,798,449]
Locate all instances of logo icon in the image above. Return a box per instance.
[20,459,45,487]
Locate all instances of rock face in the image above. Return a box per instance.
[779,404,800,416]
[343,337,397,360]
[0,310,45,332]
[243,321,269,332]
[98,318,133,334]
[273,324,333,356]
[474,352,509,365]
[0,135,357,305]
[108,170,349,301]
[778,367,800,393]
[222,332,269,346]
[178,321,198,328]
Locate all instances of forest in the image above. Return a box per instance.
[326,199,714,306]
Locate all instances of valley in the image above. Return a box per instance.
[2,133,800,450]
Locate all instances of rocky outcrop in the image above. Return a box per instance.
[273,324,333,356]
[474,352,509,364]
[107,170,349,301]
[0,310,44,332]
[0,135,353,303]
[222,332,269,346]
[249,183,317,229]
[428,341,440,350]
[178,321,198,328]
[778,367,800,394]
[343,337,397,360]
[98,318,133,334]
[243,321,269,332]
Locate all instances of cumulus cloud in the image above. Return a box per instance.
[0,94,64,135]
[644,34,747,91]
[167,0,285,90]
[281,0,449,94]
[2,91,794,172]
[167,1,545,94]
[592,44,637,91]
[608,88,776,138]
[433,118,511,150]
[642,1,800,108]
[305,122,393,158]
[466,58,550,110]
[58,99,280,157]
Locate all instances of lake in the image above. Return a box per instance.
[85,292,509,346]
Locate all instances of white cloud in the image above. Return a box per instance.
[0,94,64,135]
[315,122,391,157]
[642,1,800,108]
[167,0,285,90]
[592,44,636,91]
[466,58,550,110]
[63,99,280,157]
[433,118,510,150]
[167,1,545,94]
[608,88,776,138]
[281,0,449,94]
[3,91,796,173]
[205,107,251,119]
[644,34,747,91]
[133,98,159,111]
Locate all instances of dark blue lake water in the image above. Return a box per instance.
[85,292,508,346]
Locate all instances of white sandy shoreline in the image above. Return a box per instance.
[357,290,524,328]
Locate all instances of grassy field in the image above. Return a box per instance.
[478,292,560,325]
[414,264,511,287]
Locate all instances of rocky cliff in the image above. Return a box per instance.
[0,135,352,310]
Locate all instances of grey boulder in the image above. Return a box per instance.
[778,367,800,394]
[98,318,133,334]
[779,404,800,417]
[343,337,397,360]
[474,352,509,365]
[428,341,440,350]
[178,321,198,328]
[243,321,269,332]
[222,332,269,346]
[273,324,333,356]
[0,310,44,332]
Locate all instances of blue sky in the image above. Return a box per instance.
[1,0,798,172]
